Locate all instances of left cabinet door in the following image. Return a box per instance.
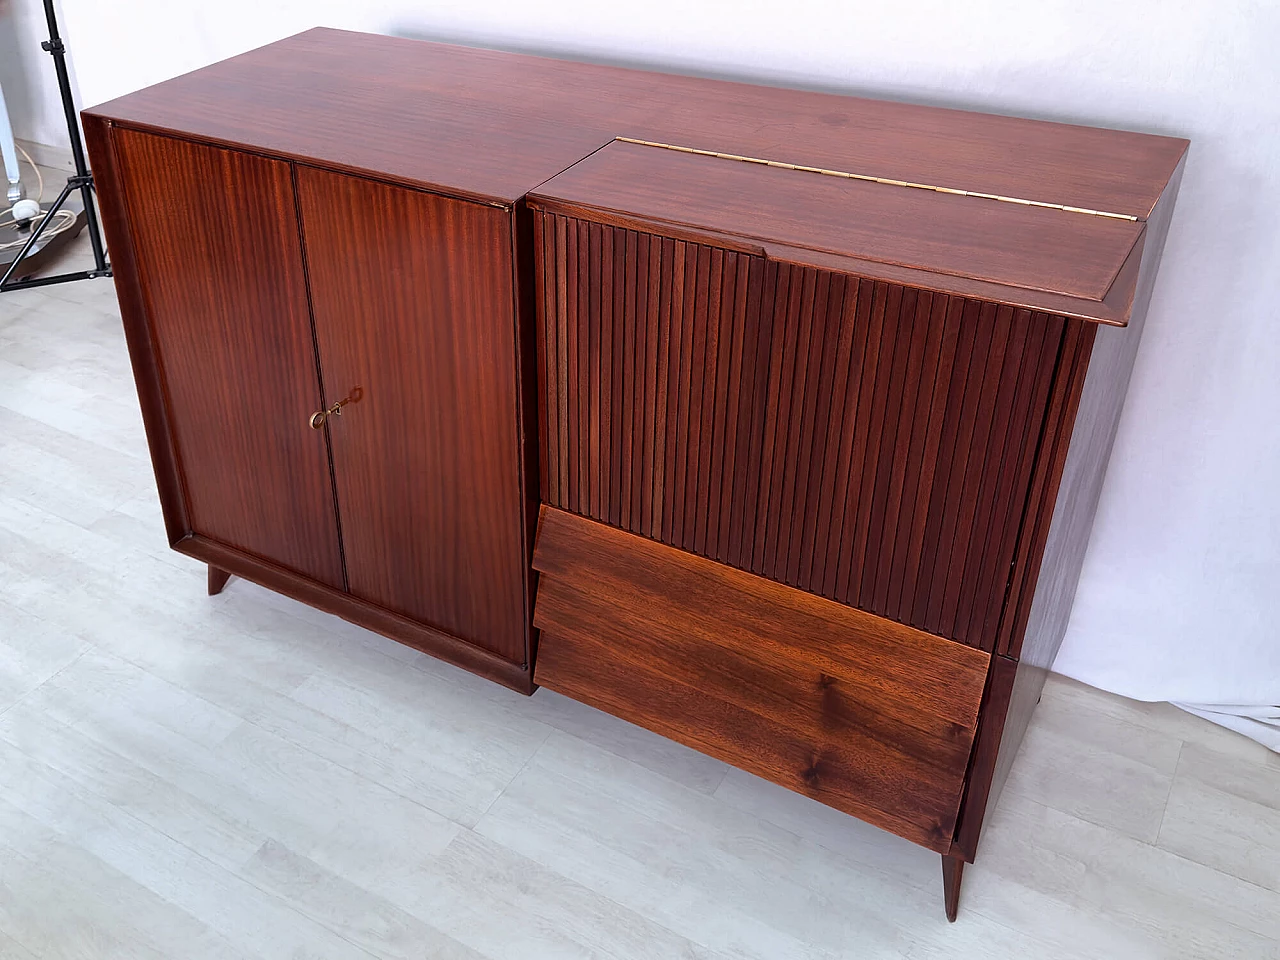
[112,129,345,588]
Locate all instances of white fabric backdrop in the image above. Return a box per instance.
[7,0,1278,742]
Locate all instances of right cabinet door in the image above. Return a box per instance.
[296,168,528,663]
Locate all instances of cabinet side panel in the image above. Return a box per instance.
[296,168,528,664]
[513,203,543,665]
[110,127,344,587]
[82,116,189,544]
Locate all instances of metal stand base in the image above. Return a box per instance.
[1,0,110,293]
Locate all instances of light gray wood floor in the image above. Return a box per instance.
[2,237,1279,959]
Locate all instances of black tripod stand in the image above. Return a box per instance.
[0,0,110,292]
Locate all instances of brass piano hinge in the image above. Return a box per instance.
[613,136,1139,222]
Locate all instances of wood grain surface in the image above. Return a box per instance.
[81,114,190,545]
[535,211,1067,651]
[296,166,529,665]
[532,507,989,853]
[83,28,1188,216]
[109,129,345,588]
[530,140,1145,303]
[942,855,965,922]
[950,653,1018,861]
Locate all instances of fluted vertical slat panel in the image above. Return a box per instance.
[533,213,552,503]
[535,213,1070,651]
[585,222,602,520]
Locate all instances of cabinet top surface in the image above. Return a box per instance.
[86,27,1187,218]
[530,139,1147,306]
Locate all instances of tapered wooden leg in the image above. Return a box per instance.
[942,853,965,922]
[207,565,232,596]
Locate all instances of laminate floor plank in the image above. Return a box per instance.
[0,242,1278,959]
[0,289,41,331]
[0,601,88,716]
[0,429,134,529]
[10,654,463,878]
[980,791,1280,959]
[519,686,732,795]
[0,704,268,869]
[1157,777,1280,893]
[239,840,487,960]
[0,802,242,960]
[1174,735,1280,808]
[0,930,37,960]
[361,829,733,960]
[0,743,373,960]
[476,730,932,960]
[1157,739,1280,892]
[1000,679,1182,843]
[712,766,939,892]
[0,352,146,464]
[0,296,137,394]
[1037,670,1258,755]
[278,669,554,828]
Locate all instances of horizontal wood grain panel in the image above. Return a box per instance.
[532,507,989,852]
[535,211,1074,650]
[530,140,1144,303]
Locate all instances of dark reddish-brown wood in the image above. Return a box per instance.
[533,506,989,853]
[950,654,1018,861]
[81,113,189,546]
[295,167,529,664]
[512,202,543,663]
[207,565,231,596]
[528,198,1149,325]
[83,28,1186,217]
[779,232,1148,327]
[84,29,1189,921]
[531,140,1145,308]
[533,211,1067,652]
[942,854,964,922]
[109,128,345,588]
[998,320,1098,658]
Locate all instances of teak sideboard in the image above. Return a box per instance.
[82,27,1187,921]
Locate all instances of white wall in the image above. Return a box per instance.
[18,0,1280,709]
[0,0,75,151]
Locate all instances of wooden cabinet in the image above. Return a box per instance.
[82,27,1187,922]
